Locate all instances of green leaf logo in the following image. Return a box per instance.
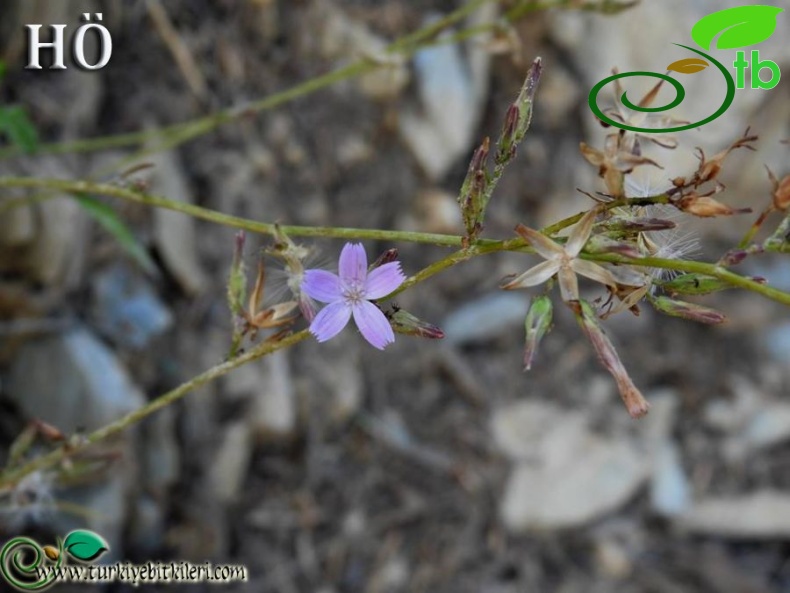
[63,530,109,562]
[691,5,784,50]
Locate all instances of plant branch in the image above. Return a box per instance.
[0,330,309,489]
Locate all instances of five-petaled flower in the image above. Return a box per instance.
[302,243,406,350]
[501,207,645,302]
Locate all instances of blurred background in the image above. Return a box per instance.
[1,0,790,591]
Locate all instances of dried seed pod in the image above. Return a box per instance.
[678,194,751,217]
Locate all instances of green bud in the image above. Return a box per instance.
[523,295,553,371]
[458,137,490,240]
[660,273,733,296]
[227,231,247,317]
[650,295,726,324]
[390,309,444,340]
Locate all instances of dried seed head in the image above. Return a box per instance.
[678,195,751,218]
[574,300,650,418]
[773,174,790,211]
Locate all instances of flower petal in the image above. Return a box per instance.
[558,266,579,302]
[605,264,648,287]
[352,300,395,350]
[501,260,560,290]
[515,224,564,260]
[309,301,351,343]
[365,262,406,299]
[302,270,344,303]
[339,242,368,285]
[571,259,619,288]
[565,208,599,257]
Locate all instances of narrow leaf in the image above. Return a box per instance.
[666,58,709,74]
[691,5,784,50]
[74,194,156,273]
[0,106,39,153]
[63,530,109,562]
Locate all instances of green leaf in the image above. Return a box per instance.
[691,5,784,50]
[0,106,39,153]
[63,530,109,562]
[0,61,6,85]
[74,194,157,274]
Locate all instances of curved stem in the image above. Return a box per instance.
[0,330,309,489]
[0,0,503,161]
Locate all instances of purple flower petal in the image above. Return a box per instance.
[310,301,351,343]
[364,262,406,299]
[339,243,367,285]
[352,301,394,350]
[302,270,344,303]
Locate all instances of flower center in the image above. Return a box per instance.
[342,280,366,304]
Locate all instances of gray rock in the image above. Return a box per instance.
[92,264,173,350]
[650,441,691,517]
[128,495,166,556]
[764,321,790,363]
[5,327,145,432]
[443,292,527,346]
[679,491,790,539]
[140,406,181,493]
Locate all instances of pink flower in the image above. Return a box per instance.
[302,243,406,350]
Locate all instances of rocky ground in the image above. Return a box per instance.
[1,1,790,592]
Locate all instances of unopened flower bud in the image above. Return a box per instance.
[574,300,650,418]
[718,249,749,266]
[227,231,247,317]
[523,295,553,371]
[458,137,491,238]
[650,295,726,324]
[599,217,677,233]
[494,57,542,165]
[372,248,399,269]
[660,273,734,296]
[390,309,445,339]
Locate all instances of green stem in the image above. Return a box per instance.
[0,0,505,162]
[0,330,309,489]
[2,176,789,309]
[583,252,790,306]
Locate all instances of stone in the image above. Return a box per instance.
[209,421,253,503]
[679,491,790,539]
[501,432,648,531]
[5,327,145,432]
[443,292,527,346]
[149,145,209,296]
[92,264,173,350]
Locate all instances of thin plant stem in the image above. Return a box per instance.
[0,0,504,162]
[0,330,309,489]
[2,176,789,307]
